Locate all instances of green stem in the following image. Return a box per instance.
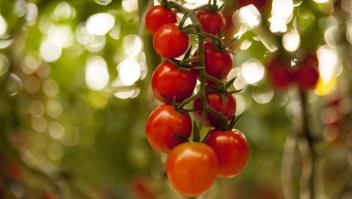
[180,57,201,65]
[192,31,207,142]
[177,93,200,110]
[298,90,317,199]
[205,74,225,87]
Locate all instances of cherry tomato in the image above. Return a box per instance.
[146,104,192,152]
[197,10,226,35]
[204,42,232,80]
[151,61,196,104]
[205,129,249,178]
[300,53,319,69]
[153,23,189,58]
[294,53,319,91]
[294,65,319,91]
[166,142,218,197]
[145,5,177,35]
[193,92,236,127]
[267,58,293,90]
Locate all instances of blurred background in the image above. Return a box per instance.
[0,0,351,198]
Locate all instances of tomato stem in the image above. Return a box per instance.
[192,29,206,142]
[177,93,200,111]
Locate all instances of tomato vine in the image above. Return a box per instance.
[145,0,249,197]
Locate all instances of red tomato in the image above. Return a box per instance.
[192,42,233,82]
[146,105,192,152]
[205,129,249,178]
[131,178,157,199]
[196,10,226,35]
[153,23,189,58]
[267,58,293,90]
[204,42,232,80]
[166,142,218,197]
[193,92,236,127]
[145,5,177,35]
[300,53,319,69]
[151,61,196,104]
[294,52,319,91]
[294,65,319,91]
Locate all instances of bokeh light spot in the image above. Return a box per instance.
[123,35,143,58]
[122,0,138,12]
[85,56,110,91]
[86,13,115,35]
[241,59,265,84]
[117,59,141,86]
[283,29,300,52]
[0,14,7,36]
[40,40,62,62]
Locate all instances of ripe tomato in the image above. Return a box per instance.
[294,53,319,91]
[203,42,232,80]
[294,65,319,91]
[300,53,319,69]
[205,129,249,178]
[267,58,293,90]
[193,92,236,127]
[146,104,192,152]
[151,61,196,104]
[153,23,189,58]
[166,142,218,197]
[196,10,226,35]
[145,5,177,35]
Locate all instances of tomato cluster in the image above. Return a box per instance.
[145,1,249,197]
[267,53,320,91]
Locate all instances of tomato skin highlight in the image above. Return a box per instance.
[196,10,226,35]
[205,129,249,178]
[151,61,197,104]
[166,142,219,197]
[153,23,189,58]
[145,5,177,35]
[146,105,192,152]
[193,92,236,127]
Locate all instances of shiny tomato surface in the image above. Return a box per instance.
[166,142,218,197]
[205,129,249,178]
[153,23,189,58]
[151,61,196,104]
[146,105,192,152]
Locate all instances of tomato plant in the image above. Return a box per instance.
[205,129,249,178]
[146,104,192,152]
[193,91,236,127]
[145,5,177,35]
[166,142,219,197]
[151,61,197,104]
[153,23,189,58]
[197,10,226,35]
